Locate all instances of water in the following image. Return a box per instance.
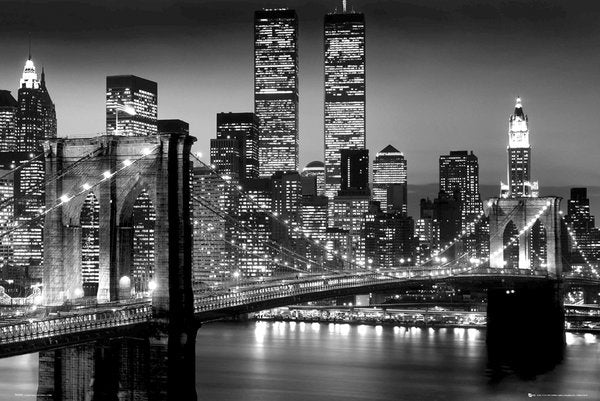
[0,322,599,400]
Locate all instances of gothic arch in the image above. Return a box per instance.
[503,220,519,269]
[530,219,547,270]
[132,190,156,293]
[80,192,100,296]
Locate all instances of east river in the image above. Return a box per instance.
[0,321,599,400]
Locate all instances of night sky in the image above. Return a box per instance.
[1,0,599,216]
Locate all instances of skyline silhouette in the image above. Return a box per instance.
[1,0,599,216]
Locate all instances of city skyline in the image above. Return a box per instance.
[1,0,599,216]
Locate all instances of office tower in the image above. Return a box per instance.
[340,149,369,193]
[0,152,43,282]
[301,195,328,241]
[192,165,238,286]
[387,184,407,213]
[106,75,158,136]
[236,178,275,277]
[254,9,299,176]
[325,227,352,269]
[301,194,328,269]
[415,217,439,265]
[439,150,482,231]
[420,193,461,259]
[301,161,325,196]
[363,210,414,269]
[301,175,317,196]
[373,145,407,213]
[566,188,599,262]
[0,169,13,280]
[215,112,259,179]
[16,58,57,152]
[0,90,18,151]
[271,171,302,242]
[210,138,242,179]
[324,9,366,198]
[329,191,370,265]
[330,149,369,265]
[503,97,537,198]
[10,55,55,282]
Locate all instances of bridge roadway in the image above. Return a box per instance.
[0,267,597,358]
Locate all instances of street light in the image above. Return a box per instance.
[113,104,136,136]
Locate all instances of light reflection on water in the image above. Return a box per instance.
[195,322,599,401]
[0,322,597,401]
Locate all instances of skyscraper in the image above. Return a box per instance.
[301,161,325,196]
[210,138,242,179]
[439,150,482,231]
[324,8,366,198]
[192,165,238,286]
[16,58,56,152]
[0,90,18,151]
[213,112,259,179]
[566,188,599,262]
[373,145,407,213]
[236,178,275,277]
[106,75,158,136]
[503,97,537,198]
[254,9,299,176]
[340,149,369,193]
[10,55,55,282]
[0,168,14,280]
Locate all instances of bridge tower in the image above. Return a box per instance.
[487,196,565,375]
[42,120,197,399]
[488,196,563,276]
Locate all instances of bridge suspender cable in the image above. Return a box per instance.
[562,217,599,278]
[0,145,159,240]
[190,152,367,271]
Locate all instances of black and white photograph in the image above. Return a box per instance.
[0,1,599,400]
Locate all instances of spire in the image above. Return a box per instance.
[513,96,525,119]
[342,0,347,13]
[40,66,46,88]
[28,32,31,60]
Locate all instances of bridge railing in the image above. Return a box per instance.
[193,267,552,313]
[0,303,152,345]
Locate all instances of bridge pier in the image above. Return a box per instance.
[486,280,565,378]
[148,324,199,401]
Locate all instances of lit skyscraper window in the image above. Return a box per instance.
[439,150,482,231]
[0,91,18,152]
[301,161,326,196]
[106,75,158,137]
[213,112,260,179]
[373,145,407,213]
[81,192,100,295]
[324,10,365,198]
[254,9,299,176]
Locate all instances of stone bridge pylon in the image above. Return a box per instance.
[42,121,195,319]
[488,196,563,277]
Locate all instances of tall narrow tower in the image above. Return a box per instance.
[504,97,536,198]
[254,9,299,177]
[16,57,56,152]
[324,7,366,199]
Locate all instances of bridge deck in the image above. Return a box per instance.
[0,268,596,358]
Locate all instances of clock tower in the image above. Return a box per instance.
[502,97,536,198]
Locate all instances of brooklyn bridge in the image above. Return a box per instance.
[0,131,598,399]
